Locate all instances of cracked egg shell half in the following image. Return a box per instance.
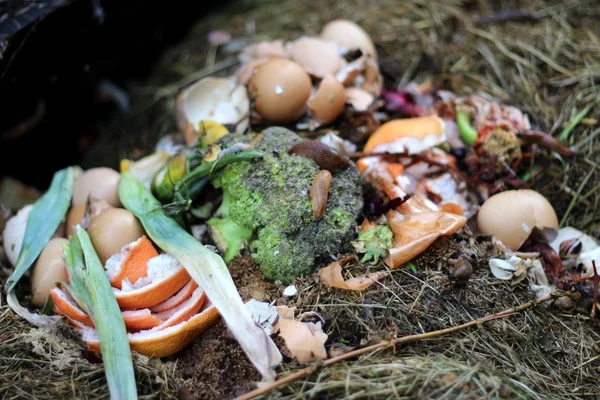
[248,58,312,124]
[477,189,559,251]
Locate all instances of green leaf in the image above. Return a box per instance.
[74,226,137,400]
[118,172,281,382]
[4,166,79,326]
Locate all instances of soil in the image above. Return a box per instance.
[168,256,279,400]
[172,320,261,400]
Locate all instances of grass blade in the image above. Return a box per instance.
[4,166,79,326]
[72,226,138,400]
[118,172,282,382]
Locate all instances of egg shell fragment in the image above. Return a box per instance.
[248,58,312,124]
[88,208,145,264]
[30,238,70,307]
[2,204,33,266]
[72,168,122,208]
[307,74,346,127]
[477,190,558,251]
[321,19,377,60]
[287,37,342,78]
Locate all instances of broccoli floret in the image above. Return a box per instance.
[352,224,393,264]
[209,127,363,283]
[207,191,252,262]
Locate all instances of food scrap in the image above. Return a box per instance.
[0,15,597,400]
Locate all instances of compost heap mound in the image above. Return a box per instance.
[2,0,600,399]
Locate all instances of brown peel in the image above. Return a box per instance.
[385,210,467,268]
[310,170,332,221]
[318,258,388,291]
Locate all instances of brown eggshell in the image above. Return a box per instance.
[65,200,113,237]
[72,168,121,208]
[237,58,269,86]
[307,74,346,126]
[65,204,86,237]
[248,59,312,124]
[88,208,145,264]
[30,238,69,307]
[321,19,377,60]
[477,189,558,251]
[287,37,342,78]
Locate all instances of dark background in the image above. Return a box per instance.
[0,0,231,189]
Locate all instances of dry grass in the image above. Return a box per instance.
[2,0,599,398]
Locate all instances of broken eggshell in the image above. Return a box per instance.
[2,204,33,266]
[320,19,377,61]
[286,37,342,78]
[345,87,374,112]
[307,74,346,128]
[477,189,558,251]
[175,77,249,138]
[275,319,328,363]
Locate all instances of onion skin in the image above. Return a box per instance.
[289,140,350,172]
[310,170,332,221]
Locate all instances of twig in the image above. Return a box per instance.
[235,293,558,400]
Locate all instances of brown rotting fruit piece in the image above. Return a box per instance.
[310,170,332,221]
[289,140,350,172]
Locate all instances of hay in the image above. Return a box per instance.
[2,0,599,398]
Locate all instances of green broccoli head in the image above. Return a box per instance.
[209,127,363,283]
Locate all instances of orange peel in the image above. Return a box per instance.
[76,303,221,358]
[364,115,445,154]
[112,254,191,310]
[50,286,95,327]
[149,279,199,313]
[106,235,158,289]
[53,244,221,358]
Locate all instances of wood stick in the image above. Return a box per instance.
[235,293,558,400]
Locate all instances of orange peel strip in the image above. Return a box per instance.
[50,286,95,327]
[121,288,206,330]
[107,235,158,289]
[78,303,221,358]
[149,279,198,313]
[385,210,466,268]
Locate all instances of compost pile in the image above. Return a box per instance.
[2,0,600,399]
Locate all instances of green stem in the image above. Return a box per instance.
[174,150,263,194]
[456,110,478,145]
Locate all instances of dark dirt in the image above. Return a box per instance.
[168,256,280,400]
[172,320,261,400]
[226,255,281,302]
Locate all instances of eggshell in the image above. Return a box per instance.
[287,37,342,78]
[30,238,69,307]
[321,19,377,60]
[72,168,121,207]
[88,208,145,264]
[344,87,374,112]
[2,204,33,266]
[307,74,346,127]
[178,77,250,135]
[65,204,86,237]
[477,190,558,251]
[248,59,312,124]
